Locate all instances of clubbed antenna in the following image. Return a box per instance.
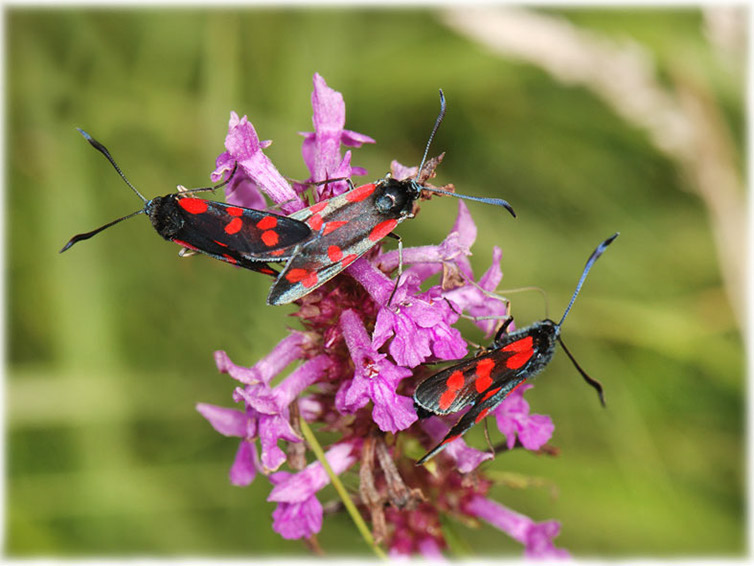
[557,232,619,329]
[415,91,516,218]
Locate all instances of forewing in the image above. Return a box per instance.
[414,338,535,416]
[266,183,405,305]
[174,197,311,260]
[416,374,528,465]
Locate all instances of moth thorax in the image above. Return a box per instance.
[373,178,417,218]
[147,196,185,241]
[525,320,559,376]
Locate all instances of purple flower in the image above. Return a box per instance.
[348,260,467,368]
[268,443,357,539]
[335,309,416,433]
[464,495,570,559]
[494,384,554,451]
[202,346,332,475]
[213,112,305,213]
[195,403,260,486]
[299,73,374,199]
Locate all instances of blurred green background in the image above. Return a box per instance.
[6,6,745,558]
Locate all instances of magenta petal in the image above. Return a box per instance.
[220,111,304,213]
[215,333,308,385]
[464,495,570,559]
[370,384,418,433]
[272,497,323,540]
[229,440,257,486]
[196,403,247,437]
[494,384,554,450]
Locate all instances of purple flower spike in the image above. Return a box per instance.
[268,443,357,539]
[213,112,305,213]
[200,75,571,557]
[300,73,375,200]
[336,309,416,433]
[494,384,554,451]
[464,495,570,559]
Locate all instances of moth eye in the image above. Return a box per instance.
[375,193,396,212]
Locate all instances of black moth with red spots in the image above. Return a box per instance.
[61,129,312,276]
[266,90,516,305]
[413,233,618,465]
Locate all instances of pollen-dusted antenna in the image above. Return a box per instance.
[414,91,516,218]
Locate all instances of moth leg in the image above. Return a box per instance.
[178,247,198,258]
[483,417,495,457]
[385,232,403,306]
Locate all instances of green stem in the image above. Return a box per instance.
[298,418,386,560]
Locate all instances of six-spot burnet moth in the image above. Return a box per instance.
[413,232,619,465]
[265,90,517,305]
[60,129,312,276]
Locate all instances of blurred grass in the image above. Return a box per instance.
[6,7,744,557]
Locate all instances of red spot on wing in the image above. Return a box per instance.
[328,245,343,262]
[225,217,243,234]
[474,358,496,393]
[438,370,464,410]
[222,254,238,265]
[481,387,502,401]
[447,370,464,390]
[474,407,490,424]
[341,254,358,267]
[322,221,347,235]
[227,206,243,217]
[286,268,320,287]
[213,240,228,247]
[256,215,277,229]
[307,214,324,231]
[270,249,286,257]
[502,335,534,369]
[285,268,308,283]
[442,434,461,445]
[369,219,398,242]
[302,270,319,288]
[262,230,279,247]
[178,198,208,214]
[345,183,376,202]
[309,201,328,213]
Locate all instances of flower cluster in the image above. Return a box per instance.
[198,73,567,558]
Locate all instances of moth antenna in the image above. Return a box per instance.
[59,209,145,253]
[557,232,619,329]
[423,187,516,218]
[412,92,517,218]
[558,336,606,407]
[415,89,447,180]
[77,128,148,203]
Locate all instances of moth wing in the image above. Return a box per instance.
[414,347,525,416]
[266,186,402,305]
[175,198,311,259]
[416,375,527,465]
